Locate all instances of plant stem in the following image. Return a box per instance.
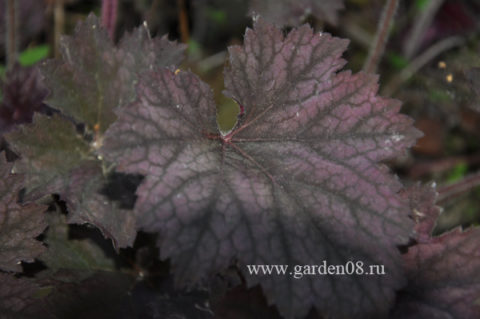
[54,0,65,58]
[198,50,226,73]
[343,19,372,49]
[177,0,189,43]
[403,0,444,59]
[363,0,398,74]
[6,0,18,70]
[437,171,480,204]
[101,0,118,40]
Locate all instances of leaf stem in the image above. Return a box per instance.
[204,131,221,140]
[101,0,118,40]
[6,0,18,70]
[229,142,275,184]
[363,0,399,74]
[229,104,274,139]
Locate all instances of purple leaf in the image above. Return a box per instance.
[39,14,115,134]
[0,153,47,272]
[101,19,421,318]
[249,0,344,26]
[0,64,48,135]
[392,227,480,319]
[3,14,185,248]
[40,13,185,135]
[62,163,137,249]
[39,210,116,273]
[118,25,187,74]
[5,114,93,200]
[5,114,136,248]
[402,183,441,243]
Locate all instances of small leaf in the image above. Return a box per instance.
[0,154,47,272]
[118,25,187,74]
[62,163,137,249]
[39,14,117,133]
[19,46,50,67]
[40,13,186,135]
[402,183,441,243]
[5,114,93,200]
[392,227,480,319]
[387,52,409,70]
[415,0,431,11]
[0,64,48,135]
[446,162,468,182]
[5,114,136,248]
[39,209,116,273]
[102,19,422,318]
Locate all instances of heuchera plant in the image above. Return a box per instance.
[100,17,420,318]
[1,13,480,319]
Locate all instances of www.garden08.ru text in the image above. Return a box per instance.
[246,261,386,279]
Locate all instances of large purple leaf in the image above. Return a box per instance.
[392,227,480,319]
[101,19,421,318]
[249,0,344,26]
[0,154,47,272]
